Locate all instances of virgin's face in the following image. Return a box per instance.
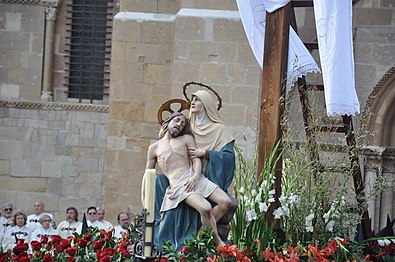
[190,96,204,114]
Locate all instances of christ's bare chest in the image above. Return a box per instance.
[156,139,187,164]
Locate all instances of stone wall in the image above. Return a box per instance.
[0,3,44,101]
[0,101,108,225]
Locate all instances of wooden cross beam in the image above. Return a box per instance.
[257,3,291,222]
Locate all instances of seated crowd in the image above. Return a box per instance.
[0,201,132,252]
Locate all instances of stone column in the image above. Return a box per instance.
[381,149,395,228]
[362,146,395,233]
[41,5,57,101]
[362,146,384,233]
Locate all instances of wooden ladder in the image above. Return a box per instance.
[290,0,373,239]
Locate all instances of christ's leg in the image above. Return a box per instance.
[207,188,232,222]
[184,194,225,246]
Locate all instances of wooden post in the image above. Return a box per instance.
[257,3,291,221]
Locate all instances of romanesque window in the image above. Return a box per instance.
[65,0,114,103]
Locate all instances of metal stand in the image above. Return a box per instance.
[133,209,161,261]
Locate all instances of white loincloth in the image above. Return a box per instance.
[160,168,218,213]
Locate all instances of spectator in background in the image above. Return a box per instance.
[2,211,32,251]
[30,214,56,242]
[86,206,101,229]
[96,207,112,230]
[0,203,14,229]
[0,223,4,247]
[114,212,130,239]
[56,207,82,239]
[26,201,54,232]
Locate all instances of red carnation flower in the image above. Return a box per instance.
[99,257,111,262]
[67,257,76,262]
[83,233,92,241]
[61,239,71,249]
[46,242,52,250]
[155,257,168,262]
[51,235,61,246]
[104,233,111,241]
[18,256,29,262]
[43,253,54,262]
[31,240,42,252]
[40,235,49,244]
[65,247,77,257]
[93,239,105,250]
[180,246,189,254]
[55,245,64,253]
[13,245,24,255]
[0,252,10,261]
[77,238,88,248]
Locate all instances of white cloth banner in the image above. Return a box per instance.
[237,0,360,116]
[236,0,320,92]
[313,0,360,116]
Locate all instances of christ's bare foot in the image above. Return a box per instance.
[217,240,226,247]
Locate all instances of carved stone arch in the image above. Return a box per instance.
[361,65,395,147]
[360,65,395,233]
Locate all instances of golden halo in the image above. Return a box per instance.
[182,81,222,111]
[157,98,190,124]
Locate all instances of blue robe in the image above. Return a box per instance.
[154,142,235,250]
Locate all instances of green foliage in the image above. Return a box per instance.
[162,228,216,261]
[231,142,285,255]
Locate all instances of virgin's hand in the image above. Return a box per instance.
[184,174,201,192]
[188,147,205,158]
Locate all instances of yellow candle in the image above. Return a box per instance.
[143,169,156,257]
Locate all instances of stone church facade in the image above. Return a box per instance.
[0,0,393,232]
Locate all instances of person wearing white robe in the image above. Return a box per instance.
[30,215,56,242]
[26,201,54,232]
[96,207,113,230]
[2,211,32,252]
[114,212,129,239]
[1,203,14,230]
[56,207,82,239]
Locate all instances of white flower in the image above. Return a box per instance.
[279,194,287,203]
[268,197,275,203]
[256,191,262,201]
[242,195,249,202]
[326,220,335,232]
[289,194,298,204]
[259,202,268,212]
[305,225,314,232]
[281,206,290,217]
[306,213,314,221]
[378,239,391,246]
[273,207,284,219]
[251,189,257,197]
[239,186,245,195]
[246,209,257,222]
[305,213,314,232]
[269,189,275,195]
[323,211,330,223]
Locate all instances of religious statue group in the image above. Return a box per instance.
[141,89,236,250]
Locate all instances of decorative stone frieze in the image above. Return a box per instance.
[0,0,59,7]
[44,5,57,20]
[0,100,109,113]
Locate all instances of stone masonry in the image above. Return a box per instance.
[0,102,108,225]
